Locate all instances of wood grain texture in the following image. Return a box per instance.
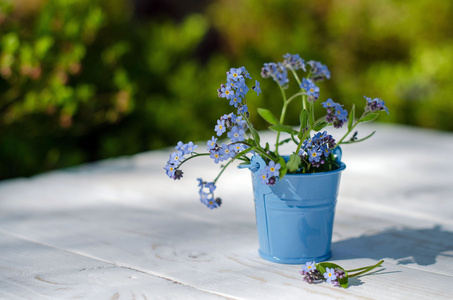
[0,124,452,299]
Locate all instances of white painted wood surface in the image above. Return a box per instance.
[1,123,452,299]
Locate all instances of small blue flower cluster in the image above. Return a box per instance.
[197,178,221,209]
[259,161,281,185]
[299,261,322,284]
[261,62,289,86]
[307,60,331,82]
[164,141,198,179]
[261,54,329,101]
[299,131,336,168]
[283,53,306,72]
[217,66,259,114]
[262,54,307,86]
[301,78,320,102]
[322,98,348,129]
[364,96,389,114]
[300,261,345,287]
[208,113,249,164]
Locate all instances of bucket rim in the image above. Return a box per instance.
[282,162,346,178]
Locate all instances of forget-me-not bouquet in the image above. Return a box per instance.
[164,53,389,209]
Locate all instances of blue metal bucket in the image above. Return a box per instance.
[247,154,346,264]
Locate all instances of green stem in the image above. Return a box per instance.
[345,266,371,273]
[255,146,276,161]
[213,156,236,183]
[288,66,307,111]
[241,112,261,148]
[212,145,254,183]
[275,84,288,156]
[289,67,302,86]
[286,92,305,104]
[240,141,275,161]
[314,115,326,124]
[310,101,315,127]
[176,153,210,169]
[337,122,359,145]
[348,260,384,278]
[213,144,271,184]
[294,129,310,159]
[336,112,366,146]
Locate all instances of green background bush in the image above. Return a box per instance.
[1,0,452,179]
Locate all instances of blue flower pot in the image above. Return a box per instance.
[248,154,346,264]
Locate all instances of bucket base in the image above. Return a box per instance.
[258,250,332,264]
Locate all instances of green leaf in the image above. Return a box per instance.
[359,112,379,123]
[286,154,301,173]
[245,121,261,146]
[347,104,355,131]
[339,275,349,288]
[313,121,327,132]
[309,103,315,128]
[299,109,309,128]
[269,125,297,135]
[258,108,279,125]
[298,109,309,138]
[290,132,300,145]
[316,262,349,288]
[277,138,292,146]
[249,126,261,145]
[277,156,287,179]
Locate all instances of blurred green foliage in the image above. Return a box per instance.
[1,0,453,179]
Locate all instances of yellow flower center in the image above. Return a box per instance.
[310,88,314,93]
[312,153,317,157]
[270,167,275,172]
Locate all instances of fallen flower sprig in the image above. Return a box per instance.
[299,260,384,288]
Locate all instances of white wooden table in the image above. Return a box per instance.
[1,123,452,299]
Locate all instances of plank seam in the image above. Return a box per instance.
[0,229,243,300]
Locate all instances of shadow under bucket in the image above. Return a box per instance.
[247,154,346,264]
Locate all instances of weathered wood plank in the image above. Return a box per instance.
[0,197,451,299]
[0,124,452,299]
[0,232,234,299]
